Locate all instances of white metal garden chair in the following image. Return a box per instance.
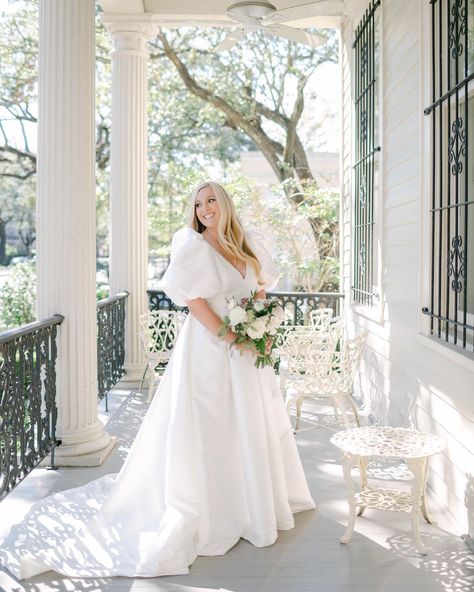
[283,332,368,431]
[138,310,184,402]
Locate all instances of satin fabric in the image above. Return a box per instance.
[0,227,315,579]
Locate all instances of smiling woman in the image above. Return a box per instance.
[0,180,315,580]
[190,181,259,284]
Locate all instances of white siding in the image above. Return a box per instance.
[340,0,474,535]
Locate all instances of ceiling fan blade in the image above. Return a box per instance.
[263,23,326,47]
[264,0,345,23]
[214,28,247,52]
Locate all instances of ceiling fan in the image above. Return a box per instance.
[214,0,343,52]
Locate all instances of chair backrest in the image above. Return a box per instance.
[330,331,367,390]
[309,308,334,331]
[282,319,344,362]
[139,310,184,356]
[282,319,344,357]
[288,331,367,396]
[275,324,317,349]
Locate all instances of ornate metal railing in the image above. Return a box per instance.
[147,289,345,324]
[267,291,345,324]
[97,292,128,410]
[0,314,64,500]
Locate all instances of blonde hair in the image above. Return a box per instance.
[188,181,264,284]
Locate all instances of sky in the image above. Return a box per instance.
[302,60,340,153]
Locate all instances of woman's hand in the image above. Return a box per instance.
[234,340,257,354]
[265,336,273,355]
[187,298,234,343]
[222,330,237,344]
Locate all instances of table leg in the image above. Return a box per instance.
[357,456,369,516]
[407,457,428,555]
[340,451,359,544]
[419,457,435,524]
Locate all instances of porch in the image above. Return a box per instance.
[0,384,470,592]
[0,0,473,586]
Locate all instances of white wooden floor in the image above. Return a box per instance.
[0,384,472,592]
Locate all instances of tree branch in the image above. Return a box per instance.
[0,145,36,165]
[157,30,289,183]
[284,74,307,166]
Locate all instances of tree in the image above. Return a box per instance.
[152,28,337,194]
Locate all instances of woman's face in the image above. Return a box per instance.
[195,186,221,231]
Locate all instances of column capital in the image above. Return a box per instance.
[102,14,159,54]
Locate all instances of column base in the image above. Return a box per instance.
[120,362,147,383]
[50,434,117,467]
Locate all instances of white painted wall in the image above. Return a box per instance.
[240,151,340,188]
[340,0,474,536]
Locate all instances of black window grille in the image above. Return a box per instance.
[352,0,381,306]
[423,0,474,352]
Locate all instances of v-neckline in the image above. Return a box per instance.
[200,233,247,280]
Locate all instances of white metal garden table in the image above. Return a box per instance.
[331,426,446,554]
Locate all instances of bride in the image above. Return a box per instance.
[0,181,315,579]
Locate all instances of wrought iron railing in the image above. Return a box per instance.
[97,292,128,410]
[267,291,345,324]
[147,289,345,324]
[0,314,64,500]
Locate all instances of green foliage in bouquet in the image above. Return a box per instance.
[218,290,285,369]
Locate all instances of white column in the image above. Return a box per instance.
[104,16,158,381]
[37,0,115,465]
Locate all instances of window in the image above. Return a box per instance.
[352,0,381,307]
[423,0,474,352]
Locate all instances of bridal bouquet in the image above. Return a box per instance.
[219,291,285,369]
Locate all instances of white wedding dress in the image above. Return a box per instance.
[0,227,315,579]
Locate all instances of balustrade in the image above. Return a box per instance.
[97,292,128,410]
[0,315,64,499]
[147,289,345,323]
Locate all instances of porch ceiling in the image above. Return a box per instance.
[98,0,346,28]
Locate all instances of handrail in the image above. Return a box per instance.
[267,291,345,298]
[97,291,129,309]
[0,314,64,345]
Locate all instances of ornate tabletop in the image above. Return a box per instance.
[331,426,446,459]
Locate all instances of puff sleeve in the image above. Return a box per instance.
[160,228,223,307]
[245,229,280,291]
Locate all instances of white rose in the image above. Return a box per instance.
[267,325,278,336]
[253,301,265,312]
[247,317,267,339]
[267,309,283,331]
[266,318,279,335]
[228,305,247,327]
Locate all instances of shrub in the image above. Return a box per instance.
[0,262,36,330]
